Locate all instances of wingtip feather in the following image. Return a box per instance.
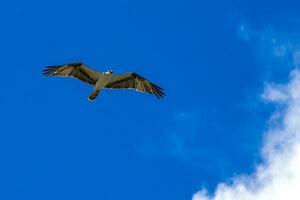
[42,66,59,76]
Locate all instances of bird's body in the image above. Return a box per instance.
[42,63,165,101]
[89,71,114,100]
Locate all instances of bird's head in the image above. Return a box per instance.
[104,70,113,75]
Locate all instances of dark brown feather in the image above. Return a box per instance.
[105,73,165,98]
[42,63,97,85]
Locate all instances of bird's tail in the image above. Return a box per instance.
[88,89,100,101]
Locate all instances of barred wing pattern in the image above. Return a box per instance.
[42,63,97,85]
[105,73,165,98]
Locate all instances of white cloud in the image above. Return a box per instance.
[192,24,300,200]
[261,82,288,103]
[193,69,300,200]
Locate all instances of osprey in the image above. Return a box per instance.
[42,63,165,101]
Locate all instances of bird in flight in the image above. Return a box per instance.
[42,63,165,101]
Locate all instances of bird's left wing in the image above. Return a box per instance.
[105,73,165,98]
[42,63,98,85]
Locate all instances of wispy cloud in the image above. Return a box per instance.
[165,111,199,159]
[192,25,300,200]
[140,109,216,165]
[237,22,300,74]
[139,110,200,161]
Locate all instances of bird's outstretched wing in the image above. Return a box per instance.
[42,63,97,85]
[105,73,165,98]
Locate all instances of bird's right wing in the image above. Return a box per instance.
[105,73,165,98]
[42,63,98,85]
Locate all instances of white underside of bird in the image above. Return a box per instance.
[88,71,114,101]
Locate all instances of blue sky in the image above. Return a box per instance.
[1,0,300,199]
